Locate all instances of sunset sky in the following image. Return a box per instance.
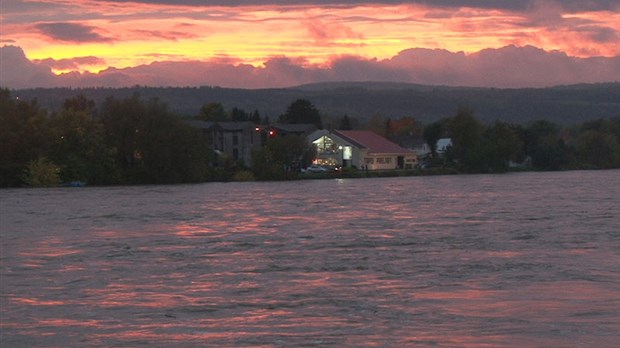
[1,0,620,89]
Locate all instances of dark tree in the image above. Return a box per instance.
[423,120,445,157]
[197,102,229,122]
[48,101,119,185]
[279,99,322,128]
[366,114,388,137]
[102,94,211,184]
[524,120,568,170]
[0,89,51,186]
[339,114,353,130]
[447,108,485,172]
[484,121,524,171]
[249,110,261,124]
[251,134,315,180]
[231,107,249,121]
[62,94,96,115]
[575,118,620,168]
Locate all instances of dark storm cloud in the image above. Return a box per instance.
[34,22,114,43]
[2,1,81,25]
[576,26,619,43]
[2,0,59,13]
[95,0,619,12]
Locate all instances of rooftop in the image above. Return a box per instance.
[334,130,414,154]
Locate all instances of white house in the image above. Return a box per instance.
[308,130,418,170]
[436,138,452,155]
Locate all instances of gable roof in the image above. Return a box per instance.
[219,121,255,131]
[272,123,317,134]
[334,130,414,154]
[185,120,256,131]
[184,120,216,130]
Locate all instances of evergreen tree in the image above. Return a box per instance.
[279,99,322,128]
[48,99,119,185]
[197,102,229,122]
[339,114,353,130]
[0,89,51,186]
[446,108,486,172]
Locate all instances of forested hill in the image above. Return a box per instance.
[12,82,620,125]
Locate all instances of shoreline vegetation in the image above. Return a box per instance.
[2,88,619,188]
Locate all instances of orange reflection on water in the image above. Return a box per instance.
[12,297,66,306]
[86,284,194,308]
[415,288,503,301]
[89,330,257,345]
[17,237,81,259]
[35,318,103,328]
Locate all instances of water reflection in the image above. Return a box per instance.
[1,171,619,346]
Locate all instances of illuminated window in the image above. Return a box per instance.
[313,136,338,154]
[343,146,352,160]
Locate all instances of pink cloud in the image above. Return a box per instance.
[131,29,199,41]
[302,17,364,44]
[0,46,57,89]
[2,44,619,89]
[34,56,106,70]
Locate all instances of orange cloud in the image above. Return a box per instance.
[34,56,106,73]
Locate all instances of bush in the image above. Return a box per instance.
[232,170,256,182]
[22,157,61,187]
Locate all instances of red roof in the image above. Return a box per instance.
[334,130,413,154]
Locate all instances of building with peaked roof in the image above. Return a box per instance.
[270,123,317,136]
[308,129,418,170]
[186,121,318,168]
[186,120,261,166]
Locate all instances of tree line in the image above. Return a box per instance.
[420,108,620,173]
[1,88,619,187]
[0,89,319,186]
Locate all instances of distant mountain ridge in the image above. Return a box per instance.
[11,81,620,125]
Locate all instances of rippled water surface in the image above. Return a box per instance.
[1,170,619,347]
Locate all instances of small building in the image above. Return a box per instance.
[186,120,261,166]
[308,130,418,170]
[436,138,452,156]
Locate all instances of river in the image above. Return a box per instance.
[1,170,619,347]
